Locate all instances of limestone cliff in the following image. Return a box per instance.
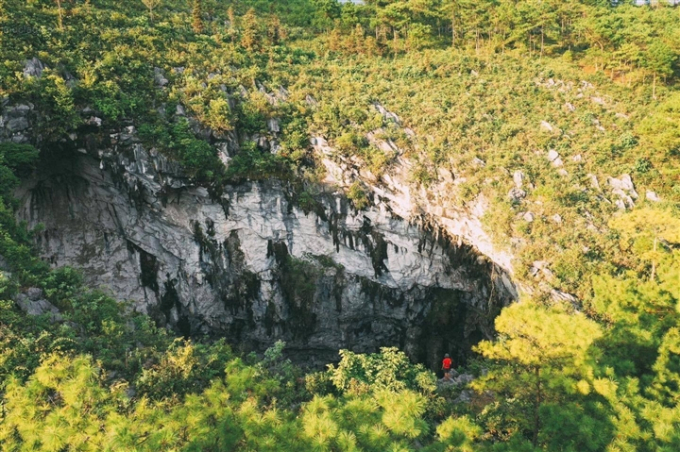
[5,95,516,369]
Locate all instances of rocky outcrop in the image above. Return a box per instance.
[12,127,516,371]
[314,104,515,275]
[15,144,516,368]
[4,74,517,369]
[1,99,35,144]
[15,288,62,322]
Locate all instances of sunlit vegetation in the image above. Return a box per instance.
[0,0,679,450]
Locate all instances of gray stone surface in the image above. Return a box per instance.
[507,187,527,203]
[23,58,45,78]
[18,140,514,368]
[15,289,62,322]
[154,67,169,87]
[15,137,516,368]
[0,86,519,369]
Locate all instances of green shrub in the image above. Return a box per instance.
[347,180,369,210]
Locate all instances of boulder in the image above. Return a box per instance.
[154,67,169,87]
[87,116,103,127]
[608,174,638,207]
[472,157,486,168]
[15,289,62,322]
[513,170,524,188]
[619,174,635,192]
[646,191,661,202]
[507,187,527,203]
[588,174,600,190]
[550,289,579,306]
[547,149,563,167]
[27,287,44,301]
[6,104,32,117]
[454,389,474,404]
[267,118,280,134]
[540,120,554,132]
[6,117,29,132]
[23,57,45,78]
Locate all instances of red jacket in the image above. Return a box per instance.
[442,357,452,370]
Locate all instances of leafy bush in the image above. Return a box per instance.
[347,180,369,210]
[327,347,436,395]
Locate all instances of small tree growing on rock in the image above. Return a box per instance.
[141,0,162,23]
[192,0,203,33]
[241,8,261,51]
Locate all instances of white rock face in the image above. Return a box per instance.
[5,95,520,368]
[15,143,516,367]
[513,170,525,188]
[319,143,515,275]
[608,174,638,209]
[646,191,661,202]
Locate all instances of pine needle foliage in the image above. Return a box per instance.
[0,1,679,450]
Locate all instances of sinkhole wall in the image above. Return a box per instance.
[16,144,517,370]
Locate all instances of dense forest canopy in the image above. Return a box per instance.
[0,0,679,450]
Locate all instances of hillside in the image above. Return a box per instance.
[0,0,679,450]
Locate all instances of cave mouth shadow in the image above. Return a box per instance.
[277,282,508,373]
[213,222,517,374]
[270,216,516,372]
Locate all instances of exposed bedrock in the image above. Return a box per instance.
[16,146,517,369]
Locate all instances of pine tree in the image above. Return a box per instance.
[268,15,283,46]
[241,8,260,51]
[55,0,64,30]
[227,6,236,42]
[141,0,162,23]
[473,303,606,448]
[192,0,203,34]
[646,41,676,99]
[0,0,5,46]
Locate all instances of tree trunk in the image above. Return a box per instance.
[651,237,657,281]
[533,366,541,447]
[541,26,544,57]
[56,0,64,30]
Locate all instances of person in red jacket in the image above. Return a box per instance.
[441,354,453,381]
